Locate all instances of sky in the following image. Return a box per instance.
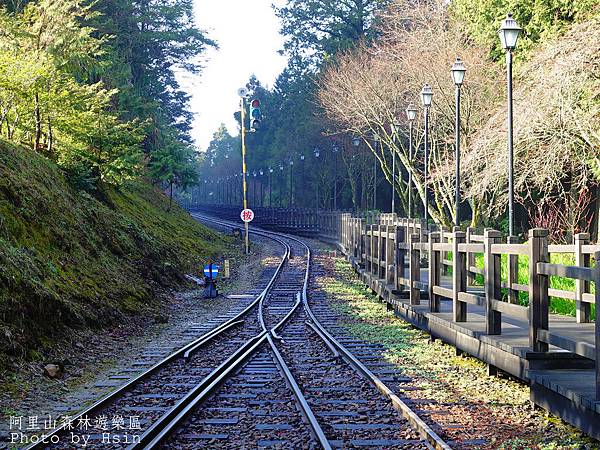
[178,0,288,152]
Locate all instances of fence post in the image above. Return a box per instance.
[367,225,373,275]
[429,231,441,312]
[484,230,502,335]
[594,251,600,400]
[507,235,520,304]
[529,228,549,352]
[386,225,394,285]
[395,226,405,293]
[575,233,591,323]
[441,227,449,276]
[466,227,475,286]
[409,233,420,305]
[452,227,467,322]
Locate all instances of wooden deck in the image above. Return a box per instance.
[348,256,600,439]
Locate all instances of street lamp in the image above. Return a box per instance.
[289,159,294,208]
[252,170,257,206]
[299,154,305,207]
[268,167,273,208]
[314,147,320,210]
[332,143,339,210]
[406,103,417,218]
[373,134,380,211]
[279,163,284,207]
[421,83,433,227]
[499,12,522,237]
[451,57,466,227]
[392,121,401,215]
[259,169,264,207]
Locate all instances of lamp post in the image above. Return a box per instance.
[451,58,466,227]
[332,143,339,210]
[289,159,294,208]
[279,164,284,207]
[300,154,305,207]
[352,137,360,212]
[406,103,417,218]
[391,123,400,215]
[373,134,379,211]
[268,167,273,208]
[314,148,320,210]
[499,13,522,237]
[420,83,433,227]
[252,170,257,206]
[259,169,264,207]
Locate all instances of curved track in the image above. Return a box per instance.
[27,213,449,450]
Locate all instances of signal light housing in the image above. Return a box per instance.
[249,98,262,130]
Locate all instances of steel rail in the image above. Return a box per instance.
[196,214,450,450]
[26,216,292,450]
[189,213,334,450]
[128,332,269,449]
[284,234,451,450]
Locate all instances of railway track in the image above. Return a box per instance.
[26,213,449,449]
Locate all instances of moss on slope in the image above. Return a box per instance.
[0,140,228,363]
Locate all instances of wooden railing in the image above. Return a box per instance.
[190,204,599,399]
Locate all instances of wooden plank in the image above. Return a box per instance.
[529,229,549,352]
[491,243,529,256]
[468,266,484,275]
[595,250,600,400]
[536,263,595,281]
[548,244,575,253]
[507,235,520,304]
[432,243,452,251]
[490,299,528,320]
[458,243,485,253]
[428,232,441,312]
[582,293,596,304]
[457,291,484,306]
[548,288,576,300]
[575,233,591,323]
[453,229,467,322]
[409,233,421,306]
[432,285,453,299]
[582,244,600,254]
[537,330,595,361]
[485,230,502,335]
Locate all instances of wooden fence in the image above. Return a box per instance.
[334,213,600,399]
[191,204,600,400]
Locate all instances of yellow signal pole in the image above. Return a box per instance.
[240,97,250,254]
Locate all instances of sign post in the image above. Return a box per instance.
[240,208,254,253]
[239,90,250,254]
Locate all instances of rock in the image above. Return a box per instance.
[154,314,169,324]
[43,364,62,379]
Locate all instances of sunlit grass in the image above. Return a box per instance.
[315,254,592,447]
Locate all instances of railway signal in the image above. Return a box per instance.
[249,98,261,130]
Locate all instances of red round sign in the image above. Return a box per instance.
[240,209,254,223]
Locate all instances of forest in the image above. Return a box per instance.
[0,0,206,194]
[198,0,600,242]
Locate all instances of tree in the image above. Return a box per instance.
[318,1,501,225]
[150,137,198,210]
[274,0,391,68]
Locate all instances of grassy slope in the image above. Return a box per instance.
[0,140,228,363]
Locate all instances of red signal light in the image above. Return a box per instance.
[251,99,260,108]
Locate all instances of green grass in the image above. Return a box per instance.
[0,139,232,366]
[317,254,594,448]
